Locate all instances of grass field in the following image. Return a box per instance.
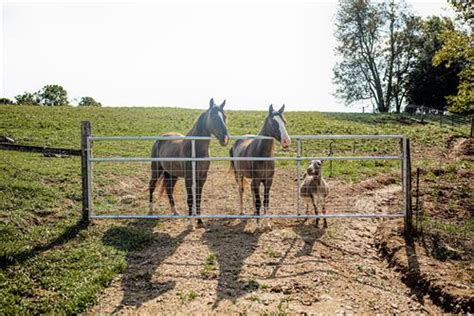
[0,105,471,314]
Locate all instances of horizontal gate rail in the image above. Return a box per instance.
[91,213,405,220]
[90,155,402,162]
[89,134,403,141]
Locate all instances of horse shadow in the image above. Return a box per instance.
[292,220,326,257]
[102,219,190,311]
[202,220,262,309]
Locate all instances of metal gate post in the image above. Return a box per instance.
[296,138,301,215]
[402,138,413,235]
[191,139,197,216]
[81,121,92,225]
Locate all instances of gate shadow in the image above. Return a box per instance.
[102,219,190,311]
[0,218,86,269]
[404,235,423,303]
[202,220,262,309]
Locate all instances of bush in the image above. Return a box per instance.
[78,96,102,107]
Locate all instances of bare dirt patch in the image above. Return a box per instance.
[448,136,474,161]
[87,171,444,314]
[376,221,473,313]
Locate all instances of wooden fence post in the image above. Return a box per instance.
[81,121,91,226]
[403,138,413,236]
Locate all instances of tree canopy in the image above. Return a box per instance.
[37,85,69,106]
[0,98,14,105]
[14,92,40,106]
[404,16,461,112]
[333,0,419,113]
[78,96,102,107]
[432,1,473,115]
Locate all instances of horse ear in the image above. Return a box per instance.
[268,104,274,114]
[209,98,215,109]
[278,104,285,114]
[220,100,226,109]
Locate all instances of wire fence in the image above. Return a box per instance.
[403,105,473,136]
[84,134,410,221]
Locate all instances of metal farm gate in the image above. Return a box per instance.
[80,121,413,231]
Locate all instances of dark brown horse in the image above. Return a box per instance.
[149,98,229,227]
[229,104,290,229]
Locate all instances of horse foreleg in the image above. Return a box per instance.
[237,175,244,215]
[195,178,206,227]
[164,174,179,215]
[251,179,261,229]
[263,179,272,230]
[185,178,195,230]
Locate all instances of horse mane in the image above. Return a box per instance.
[186,110,209,136]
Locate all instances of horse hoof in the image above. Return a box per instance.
[323,222,328,228]
[197,220,205,228]
[148,203,154,212]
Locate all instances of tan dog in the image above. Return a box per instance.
[299,160,329,227]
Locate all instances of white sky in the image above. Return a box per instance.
[1,0,454,112]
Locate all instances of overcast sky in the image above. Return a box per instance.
[1,1,454,112]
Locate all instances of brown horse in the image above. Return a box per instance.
[229,104,290,229]
[149,98,229,227]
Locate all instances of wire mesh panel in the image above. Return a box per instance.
[86,135,406,220]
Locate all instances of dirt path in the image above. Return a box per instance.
[89,178,442,314]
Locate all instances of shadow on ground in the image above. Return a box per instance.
[202,220,262,309]
[102,219,191,311]
[292,220,326,257]
[0,218,86,269]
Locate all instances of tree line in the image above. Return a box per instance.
[0,85,102,107]
[333,0,472,115]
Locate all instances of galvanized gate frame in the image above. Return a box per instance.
[80,121,413,229]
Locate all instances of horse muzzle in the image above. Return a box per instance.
[220,135,230,146]
[281,137,291,150]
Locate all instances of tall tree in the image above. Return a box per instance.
[405,16,461,111]
[14,92,40,105]
[432,1,473,115]
[333,0,418,112]
[37,85,69,106]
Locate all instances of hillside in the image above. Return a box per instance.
[0,105,471,314]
